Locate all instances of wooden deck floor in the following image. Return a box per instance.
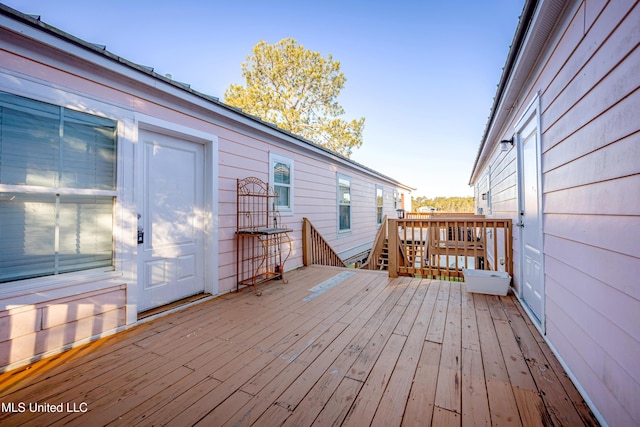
[0,266,599,426]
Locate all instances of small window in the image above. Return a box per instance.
[0,91,117,283]
[338,174,351,232]
[269,153,294,214]
[476,170,492,216]
[376,186,383,225]
[485,172,492,214]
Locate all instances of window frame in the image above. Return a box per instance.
[0,89,124,298]
[337,173,351,233]
[376,185,384,226]
[484,167,492,215]
[269,152,294,216]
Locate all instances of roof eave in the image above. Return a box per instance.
[468,0,538,186]
[469,0,570,186]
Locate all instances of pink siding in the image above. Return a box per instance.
[489,155,518,215]
[0,14,410,370]
[0,286,126,367]
[215,134,405,293]
[541,4,640,423]
[472,1,640,425]
[2,42,406,295]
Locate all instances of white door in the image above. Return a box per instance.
[518,114,544,323]
[138,130,205,312]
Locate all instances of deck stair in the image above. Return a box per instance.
[376,239,389,270]
[371,238,410,271]
[373,238,421,271]
[362,216,406,271]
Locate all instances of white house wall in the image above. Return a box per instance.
[471,1,640,425]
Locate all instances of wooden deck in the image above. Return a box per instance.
[0,266,599,426]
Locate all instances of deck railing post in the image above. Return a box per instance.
[506,219,513,276]
[388,218,399,278]
[302,217,312,266]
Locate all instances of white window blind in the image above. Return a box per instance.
[0,193,56,281]
[376,186,383,225]
[0,95,59,187]
[269,153,294,214]
[61,109,117,190]
[338,176,351,231]
[0,92,117,283]
[273,162,291,208]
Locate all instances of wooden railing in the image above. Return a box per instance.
[302,218,347,268]
[387,217,512,279]
[405,212,483,219]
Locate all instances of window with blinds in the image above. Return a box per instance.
[274,162,291,208]
[269,152,294,215]
[338,175,351,232]
[0,92,117,283]
[376,186,383,225]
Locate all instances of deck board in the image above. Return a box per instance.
[461,346,490,426]
[435,281,462,414]
[372,280,436,426]
[475,293,524,427]
[343,333,407,426]
[0,266,600,426]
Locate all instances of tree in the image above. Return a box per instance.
[412,196,475,213]
[224,38,365,157]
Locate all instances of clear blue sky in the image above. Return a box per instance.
[3,0,524,198]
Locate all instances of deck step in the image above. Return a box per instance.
[376,239,390,270]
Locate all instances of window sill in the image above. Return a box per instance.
[0,269,125,309]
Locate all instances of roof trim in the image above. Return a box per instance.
[468,0,538,185]
[469,0,569,185]
[0,4,414,192]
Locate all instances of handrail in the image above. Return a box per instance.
[406,212,484,219]
[387,217,512,280]
[432,212,482,217]
[361,215,387,270]
[302,218,347,268]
